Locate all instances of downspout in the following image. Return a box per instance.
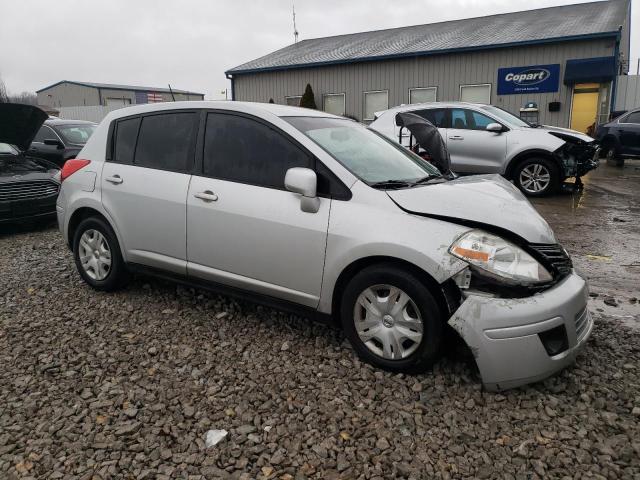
[225,73,235,101]
[610,28,621,116]
[98,87,103,106]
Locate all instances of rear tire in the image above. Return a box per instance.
[604,144,624,166]
[73,216,128,291]
[340,264,443,373]
[513,157,560,197]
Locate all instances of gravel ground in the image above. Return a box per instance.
[1,224,639,480]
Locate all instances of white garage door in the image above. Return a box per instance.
[459,84,491,104]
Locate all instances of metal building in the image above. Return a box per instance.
[36,81,204,109]
[226,0,632,132]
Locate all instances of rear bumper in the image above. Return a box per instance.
[448,272,592,391]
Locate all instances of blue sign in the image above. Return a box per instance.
[497,64,560,95]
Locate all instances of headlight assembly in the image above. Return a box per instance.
[449,230,552,285]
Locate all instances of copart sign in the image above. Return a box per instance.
[497,64,560,95]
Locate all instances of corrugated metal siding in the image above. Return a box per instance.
[615,75,640,111]
[57,105,125,123]
[233,38,615,127]
[37,83,100,108]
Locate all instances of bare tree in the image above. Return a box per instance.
[9,91,38,105]
[0,75,8,103]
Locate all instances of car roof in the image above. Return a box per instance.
[45,118,97,126]
[104,101,343,122]
[377,101,487,117]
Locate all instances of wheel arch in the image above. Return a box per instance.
[330,255,459,327]
[505,149,560,179]
[67,207,114,251]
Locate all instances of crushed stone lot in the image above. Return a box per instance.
[1,161,640,480]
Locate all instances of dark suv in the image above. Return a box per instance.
[28,118,96,167]
[595,109,640,164]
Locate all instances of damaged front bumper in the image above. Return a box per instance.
[555,141,599,179]
[448,271,593,391]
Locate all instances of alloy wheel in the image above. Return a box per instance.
[353,284,423,360]
[519,163,551,193]
[78,229,112,280]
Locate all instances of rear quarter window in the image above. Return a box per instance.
[113,117,141,164]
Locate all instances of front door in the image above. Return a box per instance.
[186,112,330,307]
[570,84,600,134]
[101,111,198,274]
[446,108,507,173]
[617,111,640,156]
[28,125,64,165]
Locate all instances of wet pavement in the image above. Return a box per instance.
[531,158,640,329]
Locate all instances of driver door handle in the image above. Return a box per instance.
[105,175,123,184]
[194,190,218,202]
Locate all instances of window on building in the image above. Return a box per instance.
[364,90,388,121]
[459,84,491,104]
[450,109,497,131]
[409,87,437,104]
[323,93,345,116]
[285,96,302,107]
[134,112,197,171]
[203,113,311,189]
[414,108,448,128]
[113,117,141,164]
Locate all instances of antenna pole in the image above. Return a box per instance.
[293,1,299,43]
[168,84,176,102]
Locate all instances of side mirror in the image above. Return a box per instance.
[44,138,64,149]
[285,167,320,213]
[486,123,504,133]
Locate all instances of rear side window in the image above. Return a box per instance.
[113,117,140,164]
[134,112,197,171]
[415,108,448,128]
[203,113,311,189]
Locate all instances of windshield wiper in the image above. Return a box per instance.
[369,179,413,189]
[410,174,443,186]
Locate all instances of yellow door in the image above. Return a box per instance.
[570,83,599,134]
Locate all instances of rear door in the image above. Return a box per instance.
[618,111,640,156]
[186,111,331,307]
[446,108,507,173]
[101,111,198,275]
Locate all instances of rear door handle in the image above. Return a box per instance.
[194,190,218,202]
[105,175,123,184]
[449,135,464,140]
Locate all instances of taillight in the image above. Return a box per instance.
[60,159,91,182]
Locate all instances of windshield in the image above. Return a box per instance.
[0,143,19,155]
[284,117,440,185]
[480,105,531,127]
[55,124,96,144]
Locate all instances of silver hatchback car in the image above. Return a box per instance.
[57,101,592,391]
[370,102,599,196]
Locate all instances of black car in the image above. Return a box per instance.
[0,104,61,224]
[595,109,640,164]
[27,118,96,167]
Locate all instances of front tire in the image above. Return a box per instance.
[73,216,128,291]
[340,264,443,373]
[513,157,560,197]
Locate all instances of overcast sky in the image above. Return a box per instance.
[1,0,637,100]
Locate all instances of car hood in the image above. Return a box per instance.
[386,175,556,244]
[537,124,593,143]
[0,104,48,151]
[0,153,59,182]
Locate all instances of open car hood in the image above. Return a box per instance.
[0,104,48,151]
[386,175,556,244]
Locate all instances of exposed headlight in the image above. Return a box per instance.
[449,230,552,285]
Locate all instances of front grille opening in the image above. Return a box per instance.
[528,243,573,281]
[0,180,59,202]
[539,325,569,356]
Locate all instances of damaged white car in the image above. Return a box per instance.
[56,102,592,391]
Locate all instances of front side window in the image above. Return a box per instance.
[450,109,498,131]
[33,126,58,143]
[113,117,141,164]
[285,117,439,184]
[203,113,311,189]
[56,124,96,145]
[134,112,197,171]
[364,91,388,121]
[323,94,345,116]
